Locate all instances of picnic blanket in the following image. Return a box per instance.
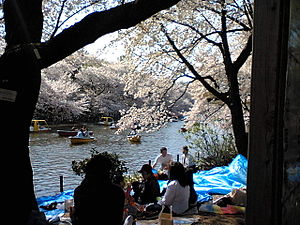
[158,154,247,202]
[37,154,247,221]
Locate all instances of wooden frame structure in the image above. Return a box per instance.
[247,0,300,224]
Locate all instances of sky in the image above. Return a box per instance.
[56,4,125,63]
[84,32,125,62]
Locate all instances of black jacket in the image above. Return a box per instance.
[140,175,160,204]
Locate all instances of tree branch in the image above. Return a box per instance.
[198,4,252,32]
[162,74,194,98]
[168,79,194,109]
[162,27,229,104]
[37,0,181,69]
[164,17,223,48]
[49,0,68,39]
[220,6,233,72]
[232,34,252,72]
[203,102,226,122]
[49,0,103,39]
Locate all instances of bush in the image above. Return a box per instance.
[71,148,128,183]
[184,122,237,170]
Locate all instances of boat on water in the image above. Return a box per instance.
[98,116,114,126]
[127,134,141,143]
[57,130,93,137]
[69,136,96,145]
[109,123,119,129]
[30,120,51,132]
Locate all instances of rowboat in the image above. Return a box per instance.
[127,134,141,143]
[98,117,114,126]
[109,123,119,129]
[69,136,96,145]
[57,130,93,137]
[30,120,51,132]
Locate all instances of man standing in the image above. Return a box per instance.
[180,146,195,169]
[180,146,198,206]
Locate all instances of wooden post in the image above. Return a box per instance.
[247,0,290,224]
[247,0,300,224]
[282,0,300,223]
[60,176,64,193]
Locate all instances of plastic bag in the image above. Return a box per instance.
[159,205,173,225]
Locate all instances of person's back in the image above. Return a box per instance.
[72,154,125,225]
[73,178,124,225]
[161,180,190,214]
[158,162,191,215]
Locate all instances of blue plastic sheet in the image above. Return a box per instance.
[37,154,247,220]
[159,154,247,202]
[37,189,74,220]
[37,189,74,207]
[193,154,247,202]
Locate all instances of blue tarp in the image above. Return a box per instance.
[37,154,247,220]
[193,154,247,202]
[37,189,74,220]
[158,154,247,202]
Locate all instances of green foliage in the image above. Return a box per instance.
[123,172,143,185]
[184,123,237,170]
[71,148,128,182]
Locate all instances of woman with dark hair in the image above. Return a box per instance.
[158,162,190,215]
[72,154,125,225]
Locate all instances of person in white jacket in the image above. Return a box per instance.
[159,162,190,215]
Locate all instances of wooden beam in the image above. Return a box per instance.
[282,0,300,223]
[247,0,290,224]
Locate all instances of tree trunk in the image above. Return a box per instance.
[228,68,248,157]
[1,1,43,223]
[0,49,41,224]
[229,99,248,157]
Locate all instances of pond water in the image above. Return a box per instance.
[29,121,190,198]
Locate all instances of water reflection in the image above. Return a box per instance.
[30,122,189,197]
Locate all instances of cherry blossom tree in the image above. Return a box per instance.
[117,0,253,156]
[37,61,90,122]
[118,67,193,132]
[37,50,192,124]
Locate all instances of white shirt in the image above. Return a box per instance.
[153,153,173,170]
[159,180,190,214]
[180,153,195,168]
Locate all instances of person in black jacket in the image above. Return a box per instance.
[136,164,160,204]
[72,154,125,225]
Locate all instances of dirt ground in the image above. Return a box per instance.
[136,213,245,225]
[191,213,245,225]
[59,210,245,225]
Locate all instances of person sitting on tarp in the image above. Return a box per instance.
[158,162,190,215]
[72,154,125,225]
[135,164,160,205]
